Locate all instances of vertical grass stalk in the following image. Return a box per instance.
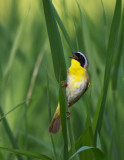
[93,0,122,146]
[42,0,66,83]
[4,7,30,81]
[68,119,79,160]
[42,0,68,159]
[52,5,76,51]
[47,71,57,160]
[0,106,23,160]
[59,86,69,160]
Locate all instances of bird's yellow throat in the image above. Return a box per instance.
[69,59,87,82]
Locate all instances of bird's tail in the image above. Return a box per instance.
[49,104,61,134]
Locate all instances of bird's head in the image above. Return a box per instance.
[71,52,88,69]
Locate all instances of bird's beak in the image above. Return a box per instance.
[70,52,79,60]
[69,51,75,59]
[72,52,79,60]
[69,52,74,58]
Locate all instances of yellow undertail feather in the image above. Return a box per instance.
[49,104,61,134]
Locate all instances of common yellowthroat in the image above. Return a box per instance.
[49,52,90,134]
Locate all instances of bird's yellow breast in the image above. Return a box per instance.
[68,59,87,85]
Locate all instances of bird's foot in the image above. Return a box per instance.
[66,111,71,119]
[62,82,67,87]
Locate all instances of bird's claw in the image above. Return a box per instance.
[62,82,67,87]
[66,111,71,119]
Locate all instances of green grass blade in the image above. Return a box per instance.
[59,85,68,160]
[93,0,122,146]
[4,6,30,80]
[73,19,79,51]
[74,115,94,159]
[42,0,66,83]
[47,71,57,160]
[100,0,107,46]
[100,0,107,26]
[47,71,51,123]
[69,146,106,160]
[68,120,79,160]
[0,101,27,121]
[0,147,51,160]
[0,64,3,87]
[18,131,54,152]
[42,1,68,159]
[26,51,44,105]
[0,151,4,160]
[0,106,23,160]
[75,125,93,149]
[52,5,76,51]
[112,6,124,91]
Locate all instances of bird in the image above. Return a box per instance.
[49,52,90,134]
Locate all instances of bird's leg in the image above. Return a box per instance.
[66,104,71,119]
[62,82,67,87]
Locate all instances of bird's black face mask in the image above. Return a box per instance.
[72,52,88,68]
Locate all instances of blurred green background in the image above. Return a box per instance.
[0,0,124,160]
